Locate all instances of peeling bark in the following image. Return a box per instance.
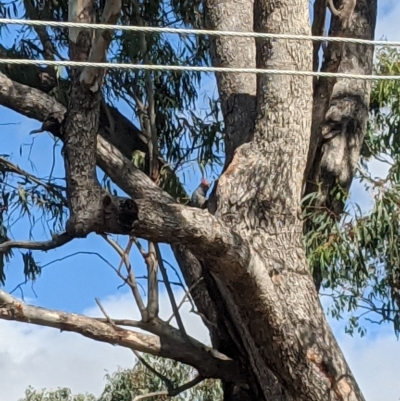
[305,0,377,216]
[305,0,376,291]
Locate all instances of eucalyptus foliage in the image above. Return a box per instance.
[18,355,222,401]
[0,0,399,339]
[303,47,400,336]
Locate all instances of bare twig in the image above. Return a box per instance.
[166,277,203,324]
[155,244,187,338]
[131,238,159,319]
[162,258,196,310]
[101,235,148,320]
[146,242,159,319]
[132,374,205,401]
[0,232,73,255]
[95,297,116,326]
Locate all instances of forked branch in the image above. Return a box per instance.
[0,289,244,382]
[327,0,357,28]
[79,0,122,91]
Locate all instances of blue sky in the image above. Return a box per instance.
[1,1,400,400]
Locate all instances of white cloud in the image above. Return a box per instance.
[1,289,400,400]
[376,1,400,41]
[0,289,209,400]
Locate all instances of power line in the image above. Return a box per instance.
[1,18,400,47]
[0,58,397,80]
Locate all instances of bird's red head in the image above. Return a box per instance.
[200,178,210,188]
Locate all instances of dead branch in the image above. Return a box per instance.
[0,289,244,382]
[145,242,159,319]
[101,235,147,320]
[155,244,187,338]
[167,277,203,324]
[95,297,116,326]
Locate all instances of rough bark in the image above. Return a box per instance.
[305,0,377,290]
[204,0,257,170]
[305,0,377,214]
[0,0,377,399]
[201,0,365,399]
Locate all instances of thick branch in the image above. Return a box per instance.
[0,71,65,121]
[204,0,256,170]
[80,0,122,91]
[0,289,244,382]
[103,195,248,264]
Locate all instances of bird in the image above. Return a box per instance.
[190,178,210,209]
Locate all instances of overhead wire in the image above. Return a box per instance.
[0,58,398,81]
[1,18,400,47]
[0,18,399,80]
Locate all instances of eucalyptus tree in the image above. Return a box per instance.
[1,0,393,400]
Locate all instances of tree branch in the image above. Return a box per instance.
[132,374,204,401]
[103,195,248,263]
[23,0,58,61]
[79,0,122,92]
[0,232,73,255]
[0,69,229,391]
[155,244,187,338]
[101,234,148,320]
[0,156,67,205]
[0,289,245,382]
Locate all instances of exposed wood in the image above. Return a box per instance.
[327,0,357,29]
[305,0,377,216]
[80,0,122,91]
[0,289,245,382]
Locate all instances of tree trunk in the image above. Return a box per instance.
[0,0,378,399]
[197,0,367,400]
